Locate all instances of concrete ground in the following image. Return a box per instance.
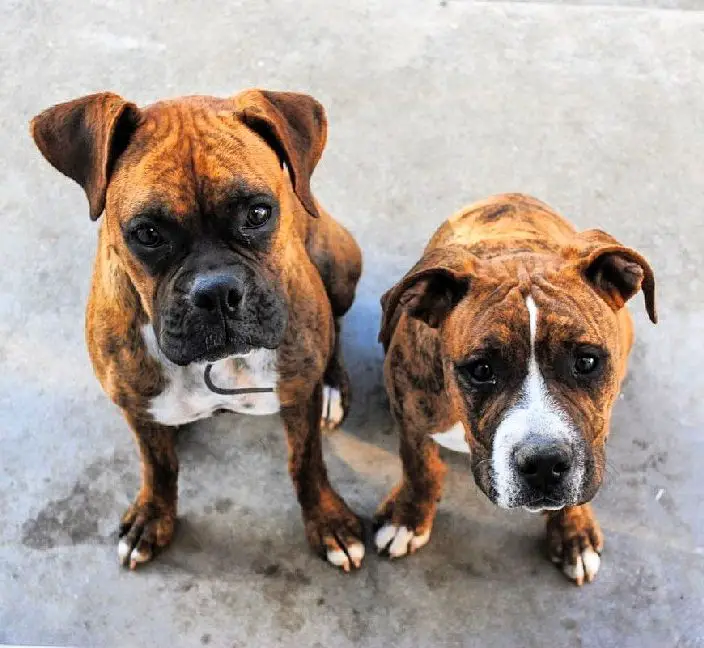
[1,0,703,646]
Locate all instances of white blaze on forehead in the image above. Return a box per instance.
[526,295,538,351]
[523,295,545,412]
[491,294,583,509]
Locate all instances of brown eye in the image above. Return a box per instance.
[134,225,163,248]
[574,353,598,375]
[459,359,496,386]
[470,362,494,383]
[245,204,272,228]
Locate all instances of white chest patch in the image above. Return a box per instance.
[142,326,281,426]
[431,421,471,454]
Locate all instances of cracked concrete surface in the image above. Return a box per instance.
[1,0,703,646]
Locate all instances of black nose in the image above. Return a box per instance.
[514,442,573,491]
[189,272,243,316]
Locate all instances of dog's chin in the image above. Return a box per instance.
[161,342,254,367]
[521,499,568,513]
[473,475,588,512]
[156,326,286,366]
[510,491,597,513]
[198,344,254,364]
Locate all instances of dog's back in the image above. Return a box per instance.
[427,193,577,258]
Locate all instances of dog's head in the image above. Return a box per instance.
[380,234,656,511]
[30,90,328,365]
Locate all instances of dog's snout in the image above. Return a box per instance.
[513,442,573,491]
[190,272,243,316]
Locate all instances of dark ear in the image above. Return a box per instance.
[577,229,657,324]
[234,89,327,218]
[379,247,474,350]
[30,92,139,221]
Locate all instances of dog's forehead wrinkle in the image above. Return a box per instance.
[217,176,275,202]
[133,106,277,197]
[453,285,535,364]
[121,173,276,232]
[530,280,611,353]
[128,199,183,223]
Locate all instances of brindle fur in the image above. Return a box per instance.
[30,90,363,569]
[378,193,656,583]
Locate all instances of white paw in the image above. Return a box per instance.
[326,540,365,572]
[117,538,151,570]
[322,385,344,428]
[556,546,601,585]
[374,523,431,558]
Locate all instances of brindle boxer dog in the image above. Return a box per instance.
[30,90,365,572]
[375,193,656,585]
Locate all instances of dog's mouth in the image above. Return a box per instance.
[159,336,252,367]
[195,339,256,364]
[470,458,591,511]
[156,315,286,367]
[154,285,288,367]
[521,497,567,513]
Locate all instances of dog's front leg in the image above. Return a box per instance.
[281,382,364,572]
[118,413,179,570]
[373,429,447,559]
[546,503,603,585]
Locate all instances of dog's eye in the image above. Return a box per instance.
[134,225,163,248]
[574,353,599,375]
[245,204,272,229]
[461,359,496,386]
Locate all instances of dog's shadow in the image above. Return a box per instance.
[164,297,387,572]
[165,294,530,582]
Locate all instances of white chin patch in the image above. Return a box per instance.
[523,504,565,513]
[431,421,471,454]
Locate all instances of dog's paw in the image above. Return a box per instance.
[373,480,439,560]
[304,496,365,572]
[325,536,366,572]
[546,505,603,586]
[321,384,345,430]
[374,522,431,558]
[118,501,175,570]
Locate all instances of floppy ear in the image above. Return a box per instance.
[233,89,327,218]
[30,92,139,221]
[379,247,474,350]
[577,229,657,324]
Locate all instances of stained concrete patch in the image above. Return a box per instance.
[20,454,133,550]
[22,482,107,549]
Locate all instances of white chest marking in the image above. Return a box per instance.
[431,421,471,454]
[142,326,281,426]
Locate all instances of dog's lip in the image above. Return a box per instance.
[197,344,254,364]
[159,342,252,366]
[523,503,566,513]
[521,496,567,513]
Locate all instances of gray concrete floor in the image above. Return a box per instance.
[1,0,703,646]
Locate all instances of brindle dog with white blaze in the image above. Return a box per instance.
[376,193,656,585]
[30,90,364,572]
